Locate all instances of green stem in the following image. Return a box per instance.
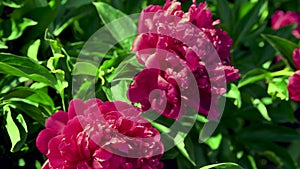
[60,92,66,112]
[270,69,294,77]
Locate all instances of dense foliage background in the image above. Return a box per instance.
[1,0,300,168]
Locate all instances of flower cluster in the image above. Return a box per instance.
[288,49,300,101]
[36,99,163,169]
[128,0,239,119]
[271,10,300,38]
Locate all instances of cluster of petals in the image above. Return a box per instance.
[36,99,164,169]
[128,0,239,120]
[288,49,300,101]
[271,10,300,38]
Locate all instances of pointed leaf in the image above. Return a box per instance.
[0,53,57,88]
[93,2,137,50]
[262,34,299,70]
[200,162,244,169]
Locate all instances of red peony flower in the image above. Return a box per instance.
[292,48,300,70]
[288,49,300,101]
[36,99,164,169]
[271,10,300,38]
[288,70,300,102]
[128,0,239,120]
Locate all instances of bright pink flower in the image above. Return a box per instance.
[36,99,163,169]
[128,0,239,119]
[288,49,300,102]
[271,10,300,38]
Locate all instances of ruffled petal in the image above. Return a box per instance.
[45,110,68,134]
[293,48,300,70]
[288,70,300,101]
[36,129,58,155]
[68,98,86,119]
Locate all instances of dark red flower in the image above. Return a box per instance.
[271,10,300,38]
[288,70,300,101]
[288,49,300,102]
[128,0,239,120]
[36,99,164,169]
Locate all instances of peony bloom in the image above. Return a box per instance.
[36,99,164,169]
[288,49,300,101]
[271,10,300,38]
[128,0,239,120]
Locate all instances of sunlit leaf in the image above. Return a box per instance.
[3,87,54,115]
[4,105,28,152]
[0,53,57,88]
[267,78,289,100]
[225,83,242,108]
[205,134,222,150]
[27,39,41,62]
[252,98,271,121]
[200,162,244,169]
[262,34,299,70]
[2,18,37,41]
[72,62,98,76]
[93,2,137,50]
[177,140,196,167]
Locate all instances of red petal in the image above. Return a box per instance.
[36,129,57,155]
[68,99,86,119]
[45,110,68,134]
[293,48,300,70]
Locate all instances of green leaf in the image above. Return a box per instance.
[64,0,93,8]
[107,54,143,82]
[268,101,297,123]
[2,0,25,8]
[0,53,57,88]
[2,18,37,41]
[4,105,28,152]
[200,162,244,169]
[73,81,94,101]
[162,148,179,160]
[177,139,196,167]
[0,40,8,49]
[4,105,20,151]
[53,69,68,95]
[109,80,131,103]
[52,6,90,36]
[238,124,300,142]
[252,98,271,121]
[72,62,98,76]
[267,78,289,100]
[17,0,60,43]
[233,0,265,45]
[238,68,271,88]
[124,0,143,13]
[205,134,222,150]
[27,39,41,62]
[8,100,48,124]
[225,83,242,108]
[93,2,137,50]
[99,52,128,84]
[244,141,298,169]
[3,87,54,115]
[217,0,232,30]
[261,34,299,70]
